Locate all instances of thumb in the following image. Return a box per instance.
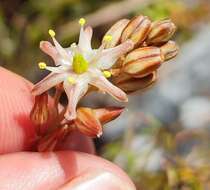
[0,67,35,153]
[0,151,136,190]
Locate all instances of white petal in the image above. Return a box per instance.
[96,40,134,70]
[63,79,89,120]
[40,41,73,66]
[78,26,93,52]
[52,37,70,60]
[56,57,73,67]
[65,47,73,57]
[90,74,128,102]
[40,41,58,64]
[32,72,68,95]
[84,26,93,42]
[45,65,70,73]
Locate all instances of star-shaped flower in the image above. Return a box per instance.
[32,18,134,120]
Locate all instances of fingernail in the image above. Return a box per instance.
[59,170,136,190]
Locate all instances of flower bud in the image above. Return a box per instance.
[160,41,179,61]
[104,19,130,48]
[123,47,163,77]
[113,72,157,93]
[74,107,102,138]
[30,93,49,135]
[94,107,124,124]
[147,20,176,45]
[121,15,151,48]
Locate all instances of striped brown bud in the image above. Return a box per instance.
[147,20,176,45]
[123,47,163,77]
[121,15,151,48]
[74,107,102,138]
[104,19,130,48]
[113,72,157,93]
[30,93,49,135]
[161,41,179,61]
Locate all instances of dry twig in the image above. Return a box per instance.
[59,0,152,38]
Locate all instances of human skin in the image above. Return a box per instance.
[0,67,136,190]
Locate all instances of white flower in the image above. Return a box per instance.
[32,18,134,120]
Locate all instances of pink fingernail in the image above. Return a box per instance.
[59,170,136,190]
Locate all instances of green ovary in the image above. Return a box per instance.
[72,54,89,74]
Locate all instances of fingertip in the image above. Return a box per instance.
[0,67,35,153]
[0,151,136,190]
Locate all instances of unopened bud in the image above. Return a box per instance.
[94,107,124,124]
[30,93,49,135]
[113,72,157,93]
[123,47,163,77]
[161,41,179,61]
[103,19,130,48]
[75,108,102,138]
[147,20,176,45]
[121,15,151,48]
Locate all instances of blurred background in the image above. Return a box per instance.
[1,0,210,189]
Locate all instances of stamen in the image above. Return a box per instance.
[67,76,76,84]
[79,18,86,26]
[103,71,112,78]
[70,43,79,54]
[48,29,69,59]
[38,62,47,70]
[103,35,113,42]
[48,29,56,38]
[71,43,77,48]
[90,35,113,65]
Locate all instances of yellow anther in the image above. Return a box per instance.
[103,71,112,78]
[79,18,86,26]
[67,76,76,84]
[38,62,47,70]
[103,35,113,42]
[48,29,56,37]
[71,43,77,48]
